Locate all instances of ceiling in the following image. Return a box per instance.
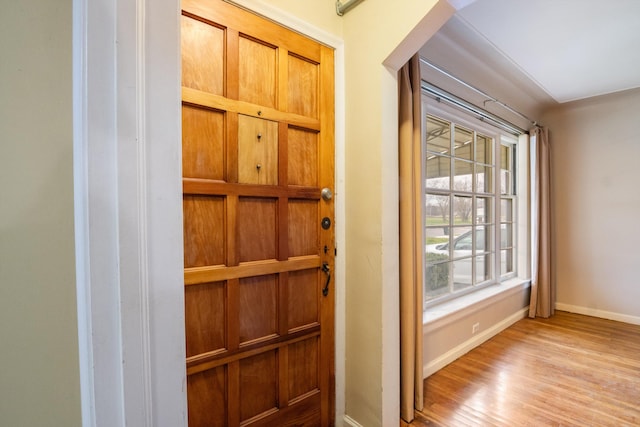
[419,0,640,127]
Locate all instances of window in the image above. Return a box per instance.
[424,109,520,304]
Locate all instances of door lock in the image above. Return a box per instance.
[321,217,331,230]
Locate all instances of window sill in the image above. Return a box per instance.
[423,278,530,332]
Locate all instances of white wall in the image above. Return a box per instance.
[544,88,640,323]
[0,1,82,425]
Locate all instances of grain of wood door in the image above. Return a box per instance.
[180,1,335,426]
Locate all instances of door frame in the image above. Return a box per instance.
[73,0,346,425]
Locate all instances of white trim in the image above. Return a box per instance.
[333,45,347,427]
[115,0,155,424]
[72,0,96,424]
[555,303,640,326]
[74,0,126,425]
[517,133,531,279]
[343,415,365,427]
[423,307,528,378]
[74,0,185,425]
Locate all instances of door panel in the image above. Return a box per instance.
[181,0,335,425]
[287,269,320,331]
[238,36,278,108]
[237,115,278,185]
[288,55,319,118]
[187,367,227,427]
[185,281,225,357]
[288,128,319,186]
[238,275,278,344]
[183,195,225,268]
[239,351,278,421]
[288,200,319,257]
[182,105,225,180]
[181,15,225,95]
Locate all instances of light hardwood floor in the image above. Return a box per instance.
[405,311,640,426]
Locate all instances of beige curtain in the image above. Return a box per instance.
[399,54,424,422]
[529,126,554,318]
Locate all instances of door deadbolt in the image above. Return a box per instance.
[321,188,333,201]
[321,217,331,230]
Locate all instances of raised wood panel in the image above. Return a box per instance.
[185,281,226,358]
[237,197,277,262]
[181,14,224,95]
[287,269,319,331]
[182,104,225,180]
[238,274,277,344]
[288,200,318,257]
[239,350,278,422]
[238,115,278,185]
[183,195,225,268]
[288,127,318,187]
[288,337,319,401]
[238,35,277,108]
[288,54,318,118]
[187,366,227,427]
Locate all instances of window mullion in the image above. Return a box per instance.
[471,131,476,286]
[448,122,455,295]
[493,135,500,281]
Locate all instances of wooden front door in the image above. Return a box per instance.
[180,1,335,426]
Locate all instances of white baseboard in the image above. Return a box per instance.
[343,415,364,427]
[423,307,528,378]
[555,303,640,326]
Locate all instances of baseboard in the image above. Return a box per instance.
[343,415,364,427]
[423,307,528,378]
[555,303,640,326]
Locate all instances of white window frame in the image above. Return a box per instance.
[423,95,527,307]
[499,136,518,281]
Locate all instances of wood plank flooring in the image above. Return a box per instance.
[406,311,640,427]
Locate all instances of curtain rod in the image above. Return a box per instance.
[422,81,526,136]
[336,0,365,16]
[420,57,539,128]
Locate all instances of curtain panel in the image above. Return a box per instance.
[398,54,424,422]
[529,126,554,318]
